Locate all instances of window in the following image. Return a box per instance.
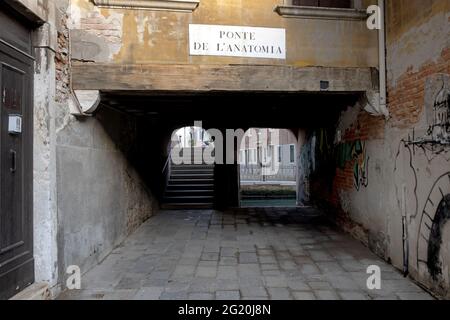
[289,145,295,164]
[249,149,257,165]
[291,0,352,9]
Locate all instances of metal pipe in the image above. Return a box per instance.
[378,0,389,117]
[401,184,409,276]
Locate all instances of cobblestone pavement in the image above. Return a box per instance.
[58,208,433,300]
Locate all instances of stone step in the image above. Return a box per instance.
[170,174,214,179]
[163,195,214,203]
[166,184,214,190]
[10,283,51,300]
[165,191,214,199]
[164,161,216,209]
[171,165,215,170]
[160,203,214,210]
[169,179,214,185]
[171,169,214,174]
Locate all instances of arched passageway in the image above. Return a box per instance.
[96,90,358,210]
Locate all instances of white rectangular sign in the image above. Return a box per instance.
[189,24,286,60]
[8,115,22,134]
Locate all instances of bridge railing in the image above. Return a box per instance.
[240,164,297,182]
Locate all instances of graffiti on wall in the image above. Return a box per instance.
[394,74,450,293]
[396,75,450,217]
[353,142,369,191]
[414,173,450,290]
[336,140,370,191]
[426,79,450,145]
[426,192,450,281]
[407,74,450,148]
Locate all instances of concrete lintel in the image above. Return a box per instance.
[72,63,377,93]
[274,5,368,21]
[92,0,200,12]
[32,22,57,52]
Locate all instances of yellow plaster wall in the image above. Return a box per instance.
[71,0,379,67]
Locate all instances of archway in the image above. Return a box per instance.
[160,126,216,209]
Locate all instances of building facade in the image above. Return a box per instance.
[239,128,297,182]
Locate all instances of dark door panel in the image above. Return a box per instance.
[0,4,32,56]
[0,11,34,300]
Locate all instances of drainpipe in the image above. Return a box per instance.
[378,0,388,118]
[401,184,409,276]
[364,0,389,118]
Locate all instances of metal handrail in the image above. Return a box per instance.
[162,153,171,174]
[161,153,172,198]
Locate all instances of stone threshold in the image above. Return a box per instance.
[274,5,368,21]
[92,0,200,12]
[10,283,51,300]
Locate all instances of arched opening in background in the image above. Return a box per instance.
[239,128,298,207]
[161,126,216,209]
[172,126,214,149]
[169,125,216,164]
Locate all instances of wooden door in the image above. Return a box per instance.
[0,6,34,300]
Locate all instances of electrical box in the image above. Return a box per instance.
[8,115,22,134]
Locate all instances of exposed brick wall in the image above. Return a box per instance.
[321,45,450,263]
[331,163,353,204]
[342,112,385,141]
[329,5,450,207]
[328,47,449,208]
[327,109,385,204]
[79,11,122,44]
[387,48,450,129]
[55,11,70,102]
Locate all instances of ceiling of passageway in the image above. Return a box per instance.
[99,91,360,128]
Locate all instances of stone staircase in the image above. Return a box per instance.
[162,149,215,209]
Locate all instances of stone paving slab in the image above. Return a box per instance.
[58,208,434,300]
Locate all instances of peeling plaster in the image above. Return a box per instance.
[70,0,378,67]
[387,10,450,86]
[135,13,149,44]
[69,1,124,62]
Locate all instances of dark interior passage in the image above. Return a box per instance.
[95,91,360,210]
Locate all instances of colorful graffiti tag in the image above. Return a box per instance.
[336,140,370,191]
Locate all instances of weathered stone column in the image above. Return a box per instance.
[297,129,311,206]
[32,19,59,293]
